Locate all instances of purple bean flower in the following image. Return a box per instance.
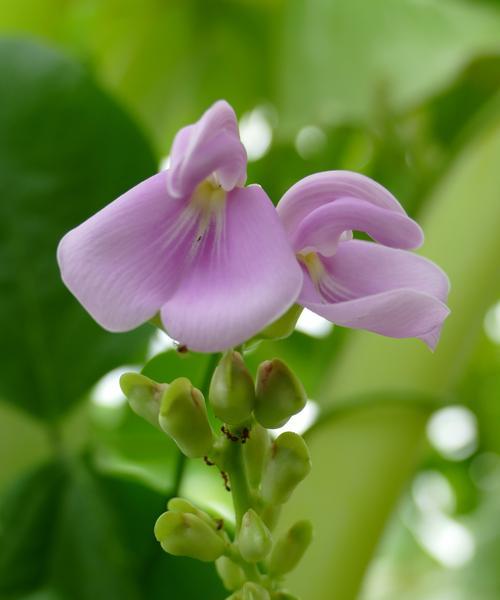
[277,172,450,349]
[57,101,302,352]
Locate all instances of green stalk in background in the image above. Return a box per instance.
[283,101,500,600]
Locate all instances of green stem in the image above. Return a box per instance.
[228,544,262,584]
[226,440,253,532]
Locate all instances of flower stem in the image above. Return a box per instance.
[226,440,253,532]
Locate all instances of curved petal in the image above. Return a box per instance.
[300,240,450,348]
[168,100,247,198]
[291,197,423,255]
[277,171,407,237]
[57,171,197,332]
[160,185,303,352]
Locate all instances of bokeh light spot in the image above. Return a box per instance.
[427,405,478,461]
[239,107,273,161]
[295,308,333,338]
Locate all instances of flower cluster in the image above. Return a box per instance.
[58,100,450,352]
[120,351,312,599]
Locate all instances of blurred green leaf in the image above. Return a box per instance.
[0,462,65,596]
[49,462,141,600]
[91,405,179,494]
[0,0,276,151]
[145,553,225,600]
[0,37,156,420]
[142,350,213,388]
[280,0,500,132]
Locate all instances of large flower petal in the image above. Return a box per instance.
[160,185,303,352]
[300,240,450,348]
[277,171,407,237]
[168,100,247,198]
[291,197,423,256]
[57,171,197,331]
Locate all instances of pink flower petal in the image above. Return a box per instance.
[277,171,407,238]
[300,240,450,348]
[291,197,423,256]
[160,185,303,352]
[57,172,197,332]
[168,100,247,198]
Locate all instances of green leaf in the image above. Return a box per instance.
[0,462,65,596]
[49,462,141,600]
[0,0,276,151]
[0,37,157,420]
[279,0,500,132]
[92,405,179,494]
[145,554,225,600]
[141,350,214,389]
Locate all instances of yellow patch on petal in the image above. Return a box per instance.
[298,251,325,284]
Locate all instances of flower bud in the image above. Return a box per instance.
[271,592,300,600]
[254,360,307,429]
[154,511,225,562]
[244,424,271,488]
[167,497,218,530]
[267,520,313,576]
[238,509,272,563]
[159,377,214,458]
[209,351,255,425]
[227,582,271,600]
[261,432,311,505]
[215,556,246,591]
[119,372,166,428]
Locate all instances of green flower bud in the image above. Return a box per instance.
[238,509,272,563]
[167,497,218,530]
[254,359,307,429]
[215,556,246,591]
[257,304,303,341]
[159,377,214,458]
[268,520,313,576]
[226,582,271,600]
[271,592,300,600]
[154,511,225,562]
[244,424,271,488]
[261,433,311,504]
[119,372,166,428]
[209,351,255,425]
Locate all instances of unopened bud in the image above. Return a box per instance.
[244,424,271,488]
[261,432,311,504]
[238,509,272,563]
[227,582,271,600]
[159,377,214,458]
[119,372,166,428]
[154,511,225,562]
[167,497,218,530]
[268,520,313,576]
[209,351,255,425]
[215,556,246,591]
[254,360,306,429]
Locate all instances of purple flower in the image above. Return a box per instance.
[58,101,302,352]
[277,172,450,349]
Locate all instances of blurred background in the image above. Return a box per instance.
[1,1,500,599]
